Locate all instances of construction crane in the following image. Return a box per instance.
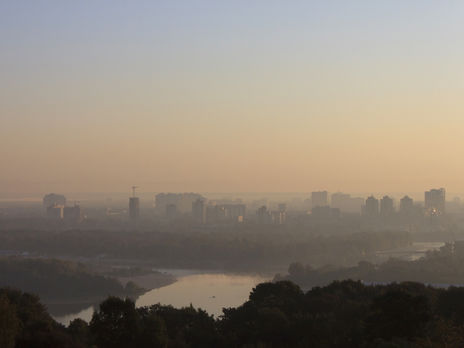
[131,186,138,197]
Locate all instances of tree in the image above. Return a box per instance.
[0,294,19,348]
[68,318,91,346]
[366,290,430,340]
[137,310,168,348]
[90,297,141,348]
[249,281,304,314]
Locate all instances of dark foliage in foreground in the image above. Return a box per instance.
[3,280,464,347]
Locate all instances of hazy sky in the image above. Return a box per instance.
[1,1,464,195]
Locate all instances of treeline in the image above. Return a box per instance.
[0,258,142,302]
[0,229,411,270]
[276,245,464,289]
[3,280,464,347]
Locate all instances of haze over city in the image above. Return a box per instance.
[3,2,464,347]
[2,1,464,195]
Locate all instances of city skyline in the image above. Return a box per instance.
[34,186,456,205]
[1,189,462,204]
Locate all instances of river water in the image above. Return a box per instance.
[375,241,445,262]
[54,272,269,326]
[53,243,446,326]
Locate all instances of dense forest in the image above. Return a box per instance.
[276,244,464,289]
[3,280,464,347]
[0,258,143,302]
[0,229,410,271]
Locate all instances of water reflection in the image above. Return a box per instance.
[137,273,267,317]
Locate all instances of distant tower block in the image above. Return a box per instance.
[380,196,394,217]
[364,196,379,217]
[129,186,140,222]
[399,196,414,215]
[192,199,206,224]
[425,188,446,216]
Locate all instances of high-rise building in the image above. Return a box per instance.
[380,196,394,217]
[364,196,379,217]
[155,193,205,215]
[204,203,246,224]
[425,188,446,216]
[223,204,246,221]
[274,203,287,224]
[129,197,140,221]
[192,199,206,224]
[399,195,414,215]
[266,203,288,225]
[311,191,328,208]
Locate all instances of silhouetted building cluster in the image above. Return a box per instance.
[192,199,246,224]
[255,204,286,225]
[155,193,205,216]
[360,188,447,224]
[37,187,454,230]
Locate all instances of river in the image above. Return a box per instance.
[54,271,269,326]
[375,241,445,262]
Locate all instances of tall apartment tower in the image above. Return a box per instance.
[380,196,394,217]
[129,197,140,221]
[364,196,379,217]
[399,195,414,215]
[129,186,140,223]
[425,188,446,216]
[192,199,206,224]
